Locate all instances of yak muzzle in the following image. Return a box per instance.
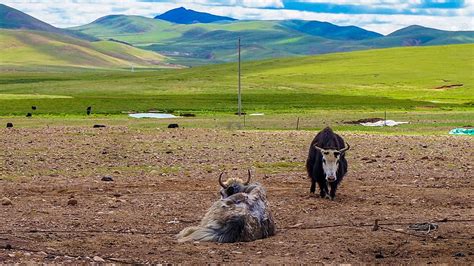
[326,176,337,183]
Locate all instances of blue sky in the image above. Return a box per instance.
[2,0,473,34]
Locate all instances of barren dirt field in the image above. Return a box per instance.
[1,127,473,263]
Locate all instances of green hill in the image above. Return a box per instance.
[0,3,96,41]
[0,29,177,71]
[0,44,472,115]
[72,15,474,66]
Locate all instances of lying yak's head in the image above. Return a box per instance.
[314,143,350,183]
[218,170,252,198]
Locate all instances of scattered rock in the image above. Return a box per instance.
[101,176,114,182]
[1,197,12,206]
[93,256,105,262]
[5,244,12,249]
[289,223,303,228]
[453,252,466,257]
[421,156,429,160]
[67,199,78,206]
[375,253,384,259]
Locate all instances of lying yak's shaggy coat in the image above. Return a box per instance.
[177,183,275,243]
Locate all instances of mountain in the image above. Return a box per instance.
[75,12,474,66]
[0,3,96,41]
[386,25,474,45]
[281,20,383,40]
[3,4,473,67]
[155,7,236,24]
[0,29,176,70]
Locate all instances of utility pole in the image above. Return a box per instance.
[238,37,242,117]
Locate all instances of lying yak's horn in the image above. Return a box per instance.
[339,142,350,153]
[219,172,227,188]
[245,169,252,185]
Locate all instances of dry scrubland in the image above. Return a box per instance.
[1,126,472,263]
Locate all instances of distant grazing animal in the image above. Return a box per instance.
[26,113,32,117]
[86,106,92,115]
[306,127,350,200]
[31,106,37,110]
[177,171,276,243]
[6,122,13,128]
[168,123,179,128]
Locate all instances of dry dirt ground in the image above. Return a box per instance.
[1,127,473,264]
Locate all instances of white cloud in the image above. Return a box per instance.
[1,0,473,34]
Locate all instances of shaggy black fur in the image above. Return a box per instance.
[306,127,348,200]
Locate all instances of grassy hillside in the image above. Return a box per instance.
[71,16,378,65]
[0,29,176,70]
[0,3,96,41]
[72,15,474,66]
[0,44,472,116]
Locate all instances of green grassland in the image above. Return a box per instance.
[0,44,473,134]
[0,29,174,70]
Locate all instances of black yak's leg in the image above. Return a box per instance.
[329,182,337,200]
[318,179,328,198]
[310,179,316,194]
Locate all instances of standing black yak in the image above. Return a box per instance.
[306,127,350,200]
[177,171,276,243]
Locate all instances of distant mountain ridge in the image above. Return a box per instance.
[155,7,236,24]
[281,20,383,40]
[74,10,473,65]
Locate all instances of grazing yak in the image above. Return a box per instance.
[306,127,350,200]
[177,171,276,243]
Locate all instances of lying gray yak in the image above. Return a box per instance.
[177,170,276,243]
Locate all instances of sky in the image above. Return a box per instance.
[2,0,473,34]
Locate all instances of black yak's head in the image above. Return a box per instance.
[314,143,350,183]
[218,170,252,198]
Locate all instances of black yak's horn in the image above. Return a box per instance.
[219,172,227,188]
[314,144,324,152]
[339,142,350,153]
[245,169,252,185]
